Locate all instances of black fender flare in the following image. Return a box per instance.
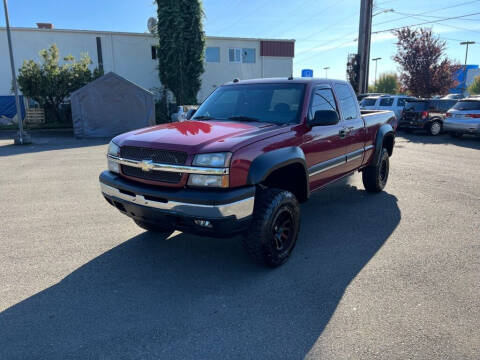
[246,146,309,193]
[372,123,395,166]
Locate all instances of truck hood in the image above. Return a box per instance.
[114,120,289,154]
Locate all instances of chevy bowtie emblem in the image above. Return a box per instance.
[140,159,154,172]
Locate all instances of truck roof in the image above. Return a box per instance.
[224,77,347,86]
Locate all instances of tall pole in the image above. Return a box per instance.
[357,0,373,94]
[323,66,330,79]
[3,0,30,144]
[372,57,381,87]
[460,41,475,94]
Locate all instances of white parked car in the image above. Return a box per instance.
[171,105,198,122]
[444,98,480,137]
[360,95,416,119]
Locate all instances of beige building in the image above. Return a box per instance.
[0,26,295,102]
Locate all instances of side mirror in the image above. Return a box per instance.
[310,110,340,126]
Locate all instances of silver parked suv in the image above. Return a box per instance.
[444,97,480,138]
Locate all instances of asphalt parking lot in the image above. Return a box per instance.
[0,130,479,359]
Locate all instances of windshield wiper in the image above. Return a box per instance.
[193,115,216,120]
[228,116,260,122]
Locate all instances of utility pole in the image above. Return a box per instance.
[357,0,373,94]
[2,0,30,144]
[323,66,330,78]
[460,41,475,94]
[372,57,382,87]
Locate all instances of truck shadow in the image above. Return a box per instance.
[0,180,400,359]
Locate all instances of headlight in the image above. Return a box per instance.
[188,174,229,188]
[192,152,231,167]
[107,140,120,173]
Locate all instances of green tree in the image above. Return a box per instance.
[372,73,399,94]
[468,75,480,95]
[17,44,101,122]
[393,28,460,98]
[155,0,205,105]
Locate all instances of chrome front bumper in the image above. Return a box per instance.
[101,182,254,220]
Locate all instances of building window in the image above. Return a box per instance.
[151,46,157,60]
[229,48,241,63]
[242,48,255,63]
[205,47,220,62]
[229,48,256,63]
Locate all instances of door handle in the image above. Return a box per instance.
[339,127,353,138]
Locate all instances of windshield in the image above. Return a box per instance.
[360,98,377,106]
[452,100,480,111]
[193,83,306,124]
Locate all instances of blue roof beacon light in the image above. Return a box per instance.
[301,69,314,78]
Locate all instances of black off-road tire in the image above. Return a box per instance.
[428,120,442,136]
[134,220,174,238]
[242,188,300,268]
[362,147,390,193]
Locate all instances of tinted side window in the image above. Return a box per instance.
[310,88,338,117]
[361,98,377,106]
[397,98,407,107]
[453,100,480,111]
[379,98,394,106]
[334,83,358,120]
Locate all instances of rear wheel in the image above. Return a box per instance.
[362,147,389,193]
[428,120,442,136]
[134,220,174,238]
[242,188,300,267]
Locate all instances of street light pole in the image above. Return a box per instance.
[460,41,475,94]
[323,66,330,78]
[372,57,382,87]
[2,0,30,144]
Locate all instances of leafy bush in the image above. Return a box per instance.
[17,44,102,123]
[468,75,480,95]
[372,73,399,94]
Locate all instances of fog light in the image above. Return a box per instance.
[194,219,212,228]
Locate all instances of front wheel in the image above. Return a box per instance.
[242,188,300,267]
[362,147,390,193]
[428,120,442,136]
[134,220,174,239]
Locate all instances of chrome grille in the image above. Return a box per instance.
[120,146,187,183]
[120,146,187,165]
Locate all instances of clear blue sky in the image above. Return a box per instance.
[2,0,480,84]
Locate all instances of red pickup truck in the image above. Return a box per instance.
[100,78,396,267]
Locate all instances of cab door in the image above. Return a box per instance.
[301,85,348,190]
[332,82,367,172]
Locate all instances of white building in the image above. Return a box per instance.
[0,26,295,102]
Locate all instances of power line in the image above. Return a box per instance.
[373,0,480,27]
[372,11,480,34]
[212,0,272,34]
[295,9,359,42]
[273,0,349,38]
[384,10,480,34]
